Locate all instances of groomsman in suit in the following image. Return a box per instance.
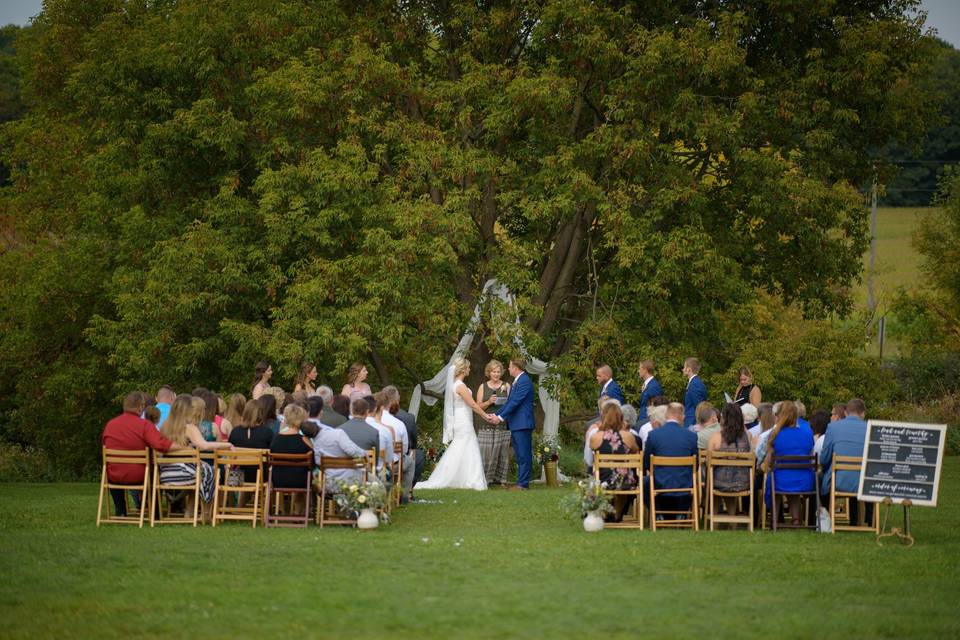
[682,357,707,430]
[637,360,663,424]
[596,364,626,405]
[493,358,535,490]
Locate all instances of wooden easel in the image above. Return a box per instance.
[876,497,914,547]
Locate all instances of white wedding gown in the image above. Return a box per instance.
[415,381,487,491]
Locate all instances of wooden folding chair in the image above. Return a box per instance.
[97,447,151,528]
[830,454,879,534]
[151,449,202,527]
[593,453,644,529]
[264,451,314,528]
[764,454,819,532]
[212,449,266,527]
[705,451,755,531]
[316,455,371,527]
[391,442,404,508]
[648,455,699,531]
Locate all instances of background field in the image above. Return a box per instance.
[855,207,931,307]
[2,459,958,639]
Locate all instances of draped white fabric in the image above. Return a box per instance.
[407,279,561,443]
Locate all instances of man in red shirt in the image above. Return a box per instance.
[101,391,183,516]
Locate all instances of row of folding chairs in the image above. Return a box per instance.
[593,451,878,533]
[98,445,404,529]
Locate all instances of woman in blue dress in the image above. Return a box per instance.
[761,401,814,526]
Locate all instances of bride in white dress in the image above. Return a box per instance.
[415,357,490,491]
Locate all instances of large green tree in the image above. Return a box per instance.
[0,0,938,474]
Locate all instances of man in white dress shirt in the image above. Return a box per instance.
[381,385,415,503]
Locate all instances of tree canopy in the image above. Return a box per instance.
[0,0,940,475]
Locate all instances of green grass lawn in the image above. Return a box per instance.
[855,207,932,308]
[2,460,959,639]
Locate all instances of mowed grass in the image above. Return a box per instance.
[855,206,933,307]
[2,460,959,639]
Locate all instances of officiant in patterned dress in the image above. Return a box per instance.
[474,359,512,486]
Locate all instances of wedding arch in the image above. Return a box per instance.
[407,279,560,444]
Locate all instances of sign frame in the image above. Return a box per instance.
[857,420,947,508]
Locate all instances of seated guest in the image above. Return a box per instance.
[830,403,847,423]
[695,402,721,449]
[620,404,638,439]
[810,410,831,457]
[222,393,245,436]
[317,386,347,426]
[795,400,810,431]
[741,403,758,431]
[251,360,272,400]
[394,389,424,487]
[270,404,313,491]
[584,397,621,473]
[636,396,668,447]
[365,393,395,474]
[144,405,161,429]
[644,403,698,516]
[342,363,373,401]
[749,402,775,443]
[589,403,639,520]
[381,385,415,501]
[314,412,370,491]
[707,402,752,520]
[304,396,330,435]
[761,400,815,526]
[154,386,176,429]
[820,398,872,525]
[197,393,219,442]
[590,403,639,484]
[257,394,280,434]
[228,401,273,485]
[101,391,183,516]
[159,395,232,519]
[339,398,380,467]
[331,394,352,423]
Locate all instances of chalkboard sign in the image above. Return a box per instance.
[857,421,947,507]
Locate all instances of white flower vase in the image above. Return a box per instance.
[357,508,379,530]
[583,510,604,533]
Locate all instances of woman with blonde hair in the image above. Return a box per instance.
[159,395,232,519]
[221,393,246,436]
[475,359,512,486]
[415,357,491,490]
[760,400,815,526]
[341,363,372,401]
[733,367,762,407]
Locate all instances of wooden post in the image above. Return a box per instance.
[867,170,879,313]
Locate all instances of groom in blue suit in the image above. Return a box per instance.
[494,358,535,490]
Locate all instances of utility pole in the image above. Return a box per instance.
[867,168,878,313]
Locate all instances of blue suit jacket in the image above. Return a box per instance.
[683,375,707,429]
[497,372,535,431]
[819,416,867,495]
[600,379,626,405]
[638,377,663,423]
[644,421,698,490]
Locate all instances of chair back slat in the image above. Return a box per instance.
[319,456,366,470]
[268,452,314,468]
[707,451,756,468]
[155,449,201,465]
[833,453,864,472]
[103,448,151,465]
[650,455,697,467]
